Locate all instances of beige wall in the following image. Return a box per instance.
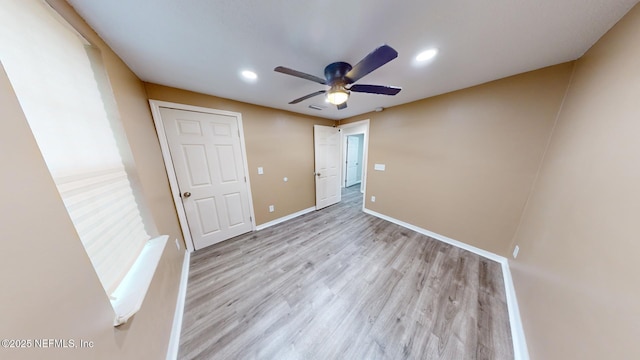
[342,63,574,255]
[143,84,335,225]
[510,3,640,359]
[0,1,184,359]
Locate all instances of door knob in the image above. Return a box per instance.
[183,192,191,198]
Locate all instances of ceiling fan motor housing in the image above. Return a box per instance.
[324,62,352,86]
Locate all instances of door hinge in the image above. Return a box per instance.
[250,216,253,222]
[244,176,247,182]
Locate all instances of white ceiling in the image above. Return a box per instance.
[67,0,638,120]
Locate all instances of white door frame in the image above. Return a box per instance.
[339,119,370,197]
[149,100,256,253]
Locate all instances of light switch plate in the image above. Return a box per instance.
[257,167,264,175]
[374,164,386,171]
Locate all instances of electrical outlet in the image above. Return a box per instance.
[371,196,376,202]
[175,238,180,251]
[257,167,264,175]
[269,205,275,212]
[513,245,520,259]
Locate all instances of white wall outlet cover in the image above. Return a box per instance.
[175,238,180,251]
[257,167,264,174]
[513,245,520,259]
[283,177,288,182]
[374,164,386,171]
[269,205,274,212]
[371,196,376,202]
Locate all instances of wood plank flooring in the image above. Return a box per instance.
[179,186,514,360]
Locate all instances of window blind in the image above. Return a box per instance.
[56,168,149,294]
[0,1,150,297]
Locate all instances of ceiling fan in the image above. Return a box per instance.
[274,45,402,110]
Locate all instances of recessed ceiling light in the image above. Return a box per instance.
[416,48,438,62]
[241,70,257,80]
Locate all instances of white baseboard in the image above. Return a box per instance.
[166,249,190,360]
[255,206,316,231]
[501,260,530,360]
[362,208,504,262]
[362,207,528,360]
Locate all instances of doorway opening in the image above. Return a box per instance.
[344,134,364,188]
[338,120,369,209]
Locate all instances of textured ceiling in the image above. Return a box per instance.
[67,0,639,120]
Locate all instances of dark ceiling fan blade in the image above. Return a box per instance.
[337,102,347,110]
[349,84,401,95]
[345,45,398,84]
[274,66,326,85]
[288,90,326,104]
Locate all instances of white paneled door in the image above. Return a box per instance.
[160,107,252,250]
[314,125,342,210]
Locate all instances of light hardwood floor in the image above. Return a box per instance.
[179,186,514,359]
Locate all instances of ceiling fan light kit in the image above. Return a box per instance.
[326,86,349,105]
[274,45,402,110]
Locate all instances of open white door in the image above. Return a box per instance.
[159,107,253,250]
[314,125,342,210]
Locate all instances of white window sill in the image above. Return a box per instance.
[110,235,168,326]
